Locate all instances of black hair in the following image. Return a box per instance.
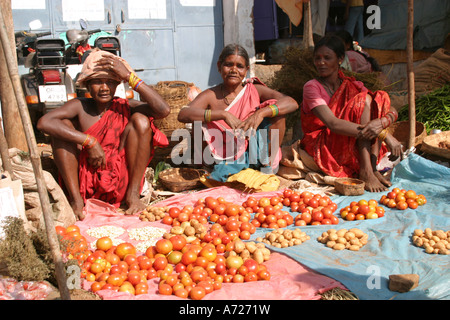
[217,44,250,68]
[314,35,346,60]
[333,31,381,72]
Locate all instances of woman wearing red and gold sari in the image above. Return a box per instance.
[301,35,403,192]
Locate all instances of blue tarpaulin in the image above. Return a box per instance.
[252,153,450,300]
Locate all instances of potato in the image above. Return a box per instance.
[349,245,360,251]
[349,228,364,238]
[245,242,257,254]
[184,226,196,236]
[234,239,246,254]
[333,243,346,250]
[326,240,336,248]
[328,233,338,241]
[344,232,356,241]
[337,229,348,237]
[337,237,347,244]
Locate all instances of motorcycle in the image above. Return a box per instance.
[16,30,76,124]
[65,29,134,100]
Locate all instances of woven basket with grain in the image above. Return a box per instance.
[153,81,191,132]
[334,178,365,196]
[422,131,450,159]
[158,167,207,192]
[389,121,427,148]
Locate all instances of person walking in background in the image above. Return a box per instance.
[343,0,365,43]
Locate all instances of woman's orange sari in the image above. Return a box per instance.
[301,71,390,178]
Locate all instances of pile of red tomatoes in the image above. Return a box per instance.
[247,189,339,227]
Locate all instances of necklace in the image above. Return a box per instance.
[318,78,342,97]
[98,108,109,118]
[221,84,234,106]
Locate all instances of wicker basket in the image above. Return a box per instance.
[389,121,427,148]
[153,81,191,132]
[158,167,207,192]
[422,131,450,160]
[334,178,365,196]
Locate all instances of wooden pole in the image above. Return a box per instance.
[302,1,314,49]
[0,0,28,152]
[407,0,416,148]
[0,117,15,179]
[0,9,71,300]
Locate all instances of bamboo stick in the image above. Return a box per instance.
[302,1,314,49]
[0,117,15,179]
[407,0,416,148]
[0,10,71,300]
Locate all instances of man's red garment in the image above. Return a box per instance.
[78,97,168,206]
[301,71,390,178]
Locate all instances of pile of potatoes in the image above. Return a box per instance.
[163,219,208,243]
[256,228,310,248]
[139,205,169,222]
[317,228,368,251]
[412,228,450,255]
[226,238,271,264]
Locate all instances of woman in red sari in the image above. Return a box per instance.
[301,35,403,192]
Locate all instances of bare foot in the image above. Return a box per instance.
[125,196,146,215]
[374,170,392,187]
[360,170,389,193]
[70,199,85,220]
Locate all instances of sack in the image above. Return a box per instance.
[6,148,76,230]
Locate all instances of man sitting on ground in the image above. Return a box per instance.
[37,49,170,220]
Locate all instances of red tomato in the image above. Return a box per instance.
[330,215,339,225]
[307,198,319,208]
[311,211,323,222]
[189,286,206,300]
[300,212,312,224]
[214,203,226,215]
[205,197,219,210]
[159,283,173,295]
[168,207,181,218]
[114,243,136,260]
[258,197,271,208]
[345,212,356,221]
[289,193,301,203]
[283,189,293,198]
[155,239,173,255]
[358,205,371,215]
[181,251,197,266]
[396,201,408,210]
[225,204,240,217]
[170,235,187,251]
[321,207,333,219]
[153,256,168,271]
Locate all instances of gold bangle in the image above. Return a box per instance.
[378,129,388,141]
[82,134,91,147]
[204,109,212,122]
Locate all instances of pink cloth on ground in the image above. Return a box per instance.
[75,188,346,300]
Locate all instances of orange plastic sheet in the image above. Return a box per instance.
[77,188,346,300]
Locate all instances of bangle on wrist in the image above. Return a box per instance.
[82,134,91,147]
[85,137,97,149]
[268,104,279,117]
[204,109,212,122]
[378,128,388,141]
